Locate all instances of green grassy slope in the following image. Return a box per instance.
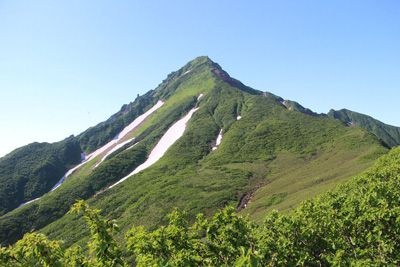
[77,57,215,154]
[77,92,156,154]
[0,57,389,248]
[0,137,82,216]
[40,75,387,247]
[328,108,400,147]
[243,145,383,222]
[0,56,217,245]
[2,145,399,266]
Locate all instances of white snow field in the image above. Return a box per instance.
[126,142,139,150]
[52,100,164,189]
[17,101,164,207]
[18,197,41,208]
[212,129,223,151]
[18,154,90,206]
[86,100,164,162]
[94,137,136,168]
[116,100,164,140]
[108,98,202,189]
[51,158,89,191]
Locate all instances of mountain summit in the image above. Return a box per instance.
[0,57,391,246]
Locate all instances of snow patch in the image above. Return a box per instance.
[17,101,165,208]
[19,153,91,205]
[18,197,40,208]
[117,100,164,140]
[94,137,136,168]
[54,101,163,190]
[126,142,139,150]
[183,70,191,75]
[237,115,242,120]
[52,101,164,190]
[85,100,163,165]
[212,129,223,151]
[86,101,163,161]
[51,157,90,191]
[86,140,118,162]
[109,105,200,189]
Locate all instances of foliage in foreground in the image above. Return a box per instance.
[1,148,400,267]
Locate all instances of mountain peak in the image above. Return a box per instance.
[188,55,214,65]
[186,56,262,95]
[152,56,261,97]
[181,56,216,73]
[0,56,395,251]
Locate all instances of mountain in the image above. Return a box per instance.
[282,99,324,117]
[0,56,390,246]
[0,137,81,215]
[3,147,399,266]
[328,109,400,148]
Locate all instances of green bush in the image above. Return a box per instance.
[1,148,400,266]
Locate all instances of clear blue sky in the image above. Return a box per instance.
[0,0,399,157]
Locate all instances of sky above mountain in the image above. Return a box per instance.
[0,0,399,157]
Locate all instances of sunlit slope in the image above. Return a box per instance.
[41,80,386,247]
[328,108,400,148]
[0,57,217,245]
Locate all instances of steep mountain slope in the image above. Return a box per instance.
[2,147,400,266]
[0,57,217,218]
[0,57,389,247]
[0,56,217,244]
[37,59,386,247]
[77,91,158,154]
[0,137,81,215]
[0,93,160,215]
[328,109,400,148]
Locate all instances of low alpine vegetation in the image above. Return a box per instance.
[1,147,400,266]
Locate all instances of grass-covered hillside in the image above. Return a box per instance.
[2,146,399,266]
[0,56,217,245]
[328,108,400,148]
[38,59,386,248]
[0,137,81,216]
[76,92,156,154]
[0,56,390,249]
[76,56,218,154]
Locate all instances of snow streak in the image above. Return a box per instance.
[108,95,203,189]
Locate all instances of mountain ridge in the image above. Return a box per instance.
[0,56,391,246]
[328,108,400,148]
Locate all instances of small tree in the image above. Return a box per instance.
[69,200,125,267]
